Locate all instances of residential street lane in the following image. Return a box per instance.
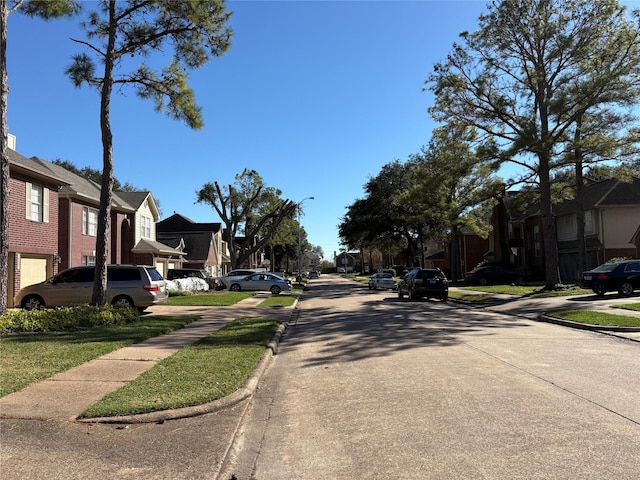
[222,276,640,479]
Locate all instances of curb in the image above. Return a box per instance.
[537,314,640,334]
[76,298,299,425]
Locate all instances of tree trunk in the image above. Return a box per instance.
[450,225,461,282]
[91,0,117,306]
[0,0,9,314]
[574,118,587,277]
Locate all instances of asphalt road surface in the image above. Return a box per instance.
[221,275,640,479]
[2,275,639,479]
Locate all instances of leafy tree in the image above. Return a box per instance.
[411,123,502,281]
[0,0,80,314]
[427,0,640,289]
[196,169,298,269]
[65,0,232,306]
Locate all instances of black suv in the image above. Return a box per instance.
[397,268,448,301]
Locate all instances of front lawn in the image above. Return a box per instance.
[546,309,640,327]
[165,291,254,306]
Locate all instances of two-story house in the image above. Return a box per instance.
[7,146,68,307]
[156,213,230,277]
[6,139,183,306]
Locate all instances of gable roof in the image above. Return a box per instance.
[157,231,214,262]
[8,149,69,187]
[131,238,185,256]
[117,191,159,218]
[555,177,640,215]
[157,213,222,233]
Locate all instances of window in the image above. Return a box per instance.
[140,215,152,238]
[81,256,96,266]
[584,210,594,234]
[25,183,49,223]
[82,207,98,236]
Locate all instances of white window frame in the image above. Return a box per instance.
[140,215,152,238]
[82,207,98,236]
[25,183,49,223]
[82,255,96,266]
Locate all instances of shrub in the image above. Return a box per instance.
[0,305,139,334]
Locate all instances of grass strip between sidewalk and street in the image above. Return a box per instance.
[78,317,281,419]
[165,291,254,306]
[546,309,640,327]
[0,315,199,397]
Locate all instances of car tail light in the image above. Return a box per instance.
[596,274,609,280]
[143,285,159,292]
[414,279,423,285]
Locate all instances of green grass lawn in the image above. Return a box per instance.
[165,291,254,306]
[0,315,199,397]
[259,295,298,307]
[546,309,640,327]
[78,317,281,418]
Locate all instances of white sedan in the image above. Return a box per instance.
[368,272,397,290]
[228,272,292,295]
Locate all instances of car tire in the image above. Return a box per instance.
[479,277,488,286]
[270,285,281,295]
[441,296,448,302]
[112,295,134,309]
[593,288,606,296]
[618,282,634,297]
[230,284,241,292]
[409,288,417,301]
[22,294,45,310]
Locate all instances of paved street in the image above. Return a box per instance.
[2,275,639,479]
[221,276,640,479]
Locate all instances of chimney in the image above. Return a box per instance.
[7,133,16,150]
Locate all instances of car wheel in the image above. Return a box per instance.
[618,282,634,297]
[270,285,281,295]
[593,288,606,296]
[441,295,448,302]
[112,295,134,309]
[230,284,241,292]
[22,294,45,310]
[409,288,416,301]
[479,277,488,286]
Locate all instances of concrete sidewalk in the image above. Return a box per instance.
[0,294,296,423]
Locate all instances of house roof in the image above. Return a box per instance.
[131,238,185,256]
[157,213,222,233]
[8,149,69,187]
[117,191,159,218]
[157,231,214,262]
[554,177,640,215]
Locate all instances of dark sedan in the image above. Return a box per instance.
[464,265,522,286]
[580,259,640,296]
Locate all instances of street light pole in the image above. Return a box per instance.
[296,196,314,282]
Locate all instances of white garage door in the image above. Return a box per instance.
[20,257,48,288]
[156,262,165,277]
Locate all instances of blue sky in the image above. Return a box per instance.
[7,0,639,261]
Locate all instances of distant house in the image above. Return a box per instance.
[156,213,230,277]
[335,251,359,273]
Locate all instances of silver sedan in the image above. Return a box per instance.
[228,272,292,295]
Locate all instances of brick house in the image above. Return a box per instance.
[6,147,68,307]
[6,141,183,307]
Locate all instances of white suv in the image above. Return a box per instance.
[14,265,168,312]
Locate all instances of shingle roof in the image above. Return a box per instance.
[131,238,185,256]
[157,213,222,233]
[157,231,214,262]
[8,149,69,186]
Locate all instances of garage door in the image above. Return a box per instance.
[156,262,165,277]
[20,257,48,288]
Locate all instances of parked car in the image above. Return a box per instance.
[308,271,320,279]
[397,268,448,301]
[217,269,264,289]
[14,264,168,312]
[580,259,640,296]
[228,272,292,294]
[464,265,523,286]
[368,272,397,290]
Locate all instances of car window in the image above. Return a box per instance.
[108,268,141,282]
[59,268,93,283]
[146,268,163,281]
[379,273,392,279]
[624,262,640,273]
